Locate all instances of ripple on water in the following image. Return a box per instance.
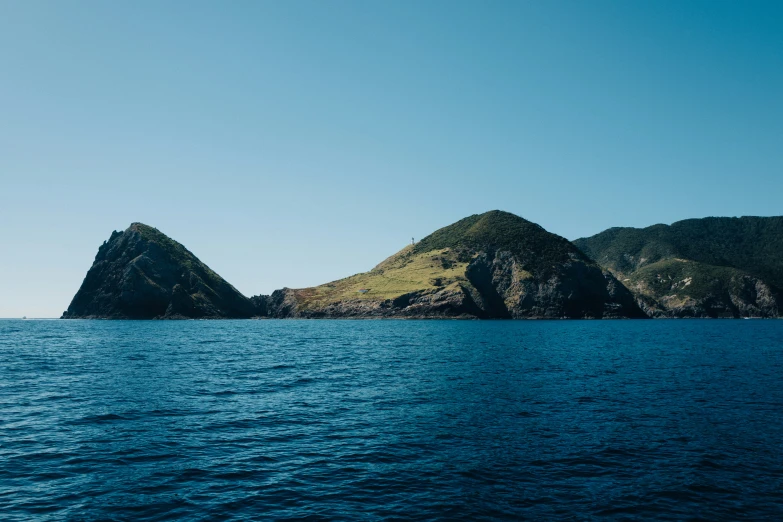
[1,319,783,520]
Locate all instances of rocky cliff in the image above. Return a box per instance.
[62,223,256,319]
[252,211,646,319]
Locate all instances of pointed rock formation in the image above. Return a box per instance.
[62,223,256,319]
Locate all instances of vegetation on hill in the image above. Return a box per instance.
[65,213,782,320]
[574,216,783,288]
[628,258,751,301]
[413,210,592,277]
[129,223,226,292]
[63,223,255,319]
[574,216,783,317]
[259,210,643,319]
[293,247,471,311]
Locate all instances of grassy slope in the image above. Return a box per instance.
[414,210,591,276]
[294,246,472,310]
[292,210,579,311]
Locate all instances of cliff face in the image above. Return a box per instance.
[252,211,646,319]
[621,260,779,318]
[574,217,783,318]
[62,223,256,319]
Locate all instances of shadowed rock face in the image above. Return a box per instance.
[462,249,643,319]
[252,211,647,319]
[62,223,256,319]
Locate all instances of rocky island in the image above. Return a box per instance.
[62,223,256,319]
[63,212,783,320]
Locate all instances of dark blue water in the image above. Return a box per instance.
[1,320,782,520]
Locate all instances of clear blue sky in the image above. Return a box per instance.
[1,1,782,317]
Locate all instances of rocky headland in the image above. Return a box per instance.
[63,213,782,319]
[251,211,646,319]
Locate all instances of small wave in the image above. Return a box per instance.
[697,458,726,470]
[269,363,296,370]
[32,394,72,402]
[4,319,783,520]
[67,413,130,425]
[212,470,258,480]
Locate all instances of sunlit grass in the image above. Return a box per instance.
[296,247,471,309]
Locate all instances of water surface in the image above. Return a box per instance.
[1,319,782,520]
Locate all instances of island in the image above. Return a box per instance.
[62,212,782,319]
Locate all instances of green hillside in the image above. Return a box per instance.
[292,246,472,311]
[575,216,783,288]
[574,216,783,317]
[259,211,643,319]
[413,210,590,277]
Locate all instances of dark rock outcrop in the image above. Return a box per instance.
[62,223,256,319]
[462,249,643,319]
[251,289,301,318]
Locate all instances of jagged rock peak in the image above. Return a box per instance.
[62,223,256,319]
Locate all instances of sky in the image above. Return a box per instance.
[1,0,782,317]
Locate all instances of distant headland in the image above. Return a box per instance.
[62,212,782,320]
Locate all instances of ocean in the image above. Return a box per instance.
[1,319,782,520]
